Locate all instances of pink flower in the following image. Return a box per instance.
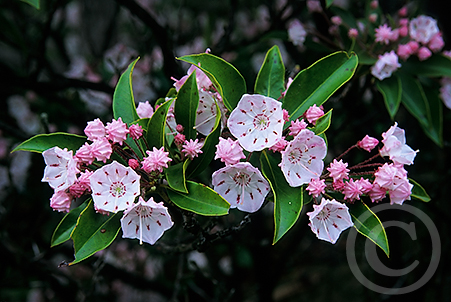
[174,133,186,146]
[121,196,174,245]
[50,190,74,212]
[304,104,324,124]
[397,44,413,61]
[348,28,359,39]
[288,19,307,46]
[398,26,409,37]
[409,15,439,44]
[282,78,294,97]
[75,142,95,165]
[212,162,270,213]
[417,46,432,61]
[106,117,129,145]
[282,109,290,122]
[136,101,154,119]
[307,198,353,244]
[182,139,203,160]
[428,33,444,52]
[288,119,308,136]
[194,89,220,136]
[90,161,140,213]
[357,135,379,152]
[343,178,363,201]
[379,122,418,165]
[214,137,245,165]
[142,147,172,173]
[307,178,326,197]
[128,124,143,139]
[371,51,401,81]
[370,0,378,9]
[374,163,407,190]
[69,171,93,197]
[269,137,289,153]
[369,13,378,23]
[173,64,213,91]
[227,94,283,152]
[368,184,387,203]
[440,77,451,109]
[443,50,451,58]
[90,137,113,163]
[84,118,106,141]
[42,147,79,192]
[327,159,350,182]
[388,178,413,205]
[398,6,408,17]
[375,24,396,44]
[331,16,342,26]
[280,129,327,187]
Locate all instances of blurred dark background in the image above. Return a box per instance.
[0,0,450,301]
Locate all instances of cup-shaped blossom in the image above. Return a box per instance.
[121,197,174,245]
[228,94,283,152]
[379,122,417,165]
[194,89,220,136]
[212,162,270,213]
[280,129,327,187]
[288,19,307,46]
[409,15,439,44]
[388,178,413,205]
[90,161,140,213]
[42,146,79,192]
[214,137,245,166]
[371,51,401,81]
[307,198,353,244]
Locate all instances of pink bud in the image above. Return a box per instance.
[348,28,359,39]
[398,26,409,37]
[176,124,184,133]
[397,44,412,61]
[128,159,140,169]
[370,0,378,9]
[331,16,342,26]
[304,104,324,124]
[398,6,408,17]
[358,135,379,152]
[369,13,378,23]
[407,41,419,53]
[417,46,432,61]
[282,109,290,122]
[428,33,444,52]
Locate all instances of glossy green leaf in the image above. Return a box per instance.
[146,98,174,150]
[403,54,451,77]
[409,178,431,202]
[175,72,199,140]
[254,45,285,99]
[51,200,90,247]
[12,133,86,153]
[312,109,332,135]
[167,181,230,216]
[166,161,188,193]
[283,51,358,128]
[70,201,122,265]
[348,201,389,257]
[178,53,246,111]
[186,103,221,178]
[260,151,303,244]
[113,58,140,124]
[376,75,402,120]
[20,0,40,9]
[399,73,441,146]
[326,0,334,8]
[423,85,443,147]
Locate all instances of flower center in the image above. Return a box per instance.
[287,148,303,164]
[233,172,251,187]
[253,114,270,131]
[110,182,126,198]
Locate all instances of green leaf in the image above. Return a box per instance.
[260,151,303,244]
[254,45,285,99]
[12,133,87,153]
[326,0,334,8]
[166,161,188,193]
[70,201,122,265]
[178,53,246,111]
[409,178,431,202]
[423,85,443,147]
[167,181,230,216]
[399,73,441,146]
[312,109,332,135]
[20,0,40,9]
[146,98,174,150]
[51,200,90,247]
[348,201,389,257]
[403,54,451,78]
[376,75,402,120]
[283,51,358,128]
[113,58,140,124]
[186,103,221,178]
[175,72,199,140]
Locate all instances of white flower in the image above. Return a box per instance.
[212,162,270,213]
[42,146,79,192]
[227,94,283,152]
[379,122,418,165]
[409,15,439,44]
[90,161,140,213]
[121,197,174,245]
[307,198,353,244]
[371,51,401,81]
[280,129,327,187]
